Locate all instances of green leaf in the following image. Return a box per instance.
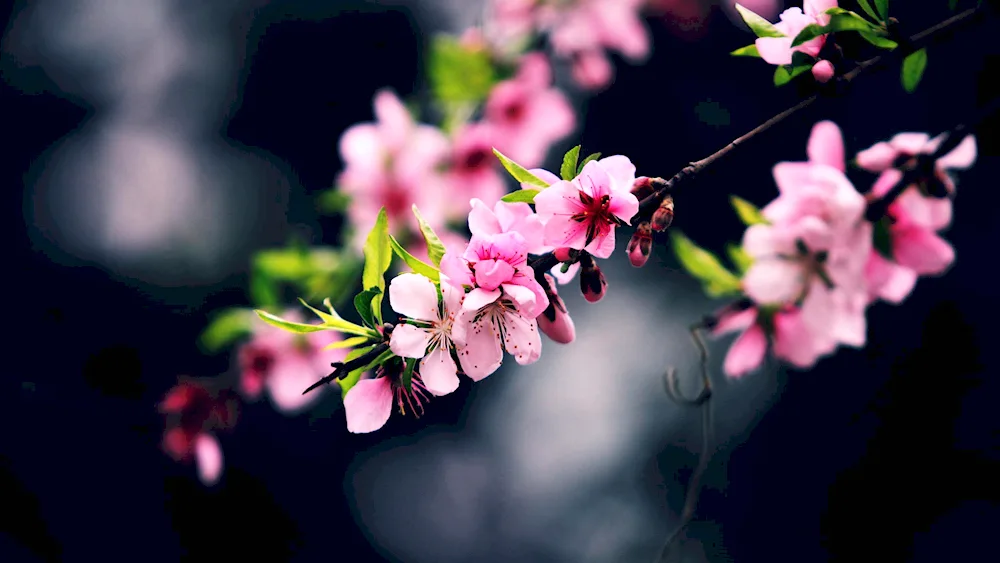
[730,44,761,57]
[774,64,813,86]
[362,207,392,325]
[560,145,581,181]
[298,298,380,338]
[790,13,878,48]
[338,344,377,399]
[854,0,881,21]
[901,48,928,93]
[873,217,895,260]
[427,34,498,104]
[317,189,351,215]
[500,189,540,204]
[493,148,550,187]
[412,205,447,267]
[734,3,785,38]
[401,357,416,393]
[354,288,383,328]
[323,335,372,350]
[730,195,769,226]
[670,231,743,298]
[199,308,254,353]
[874,0,889,20]
[388,234,440,281]
[726,243,754,275]
[255,309,329,334]
[859,31,898,49]
[577,152,602,174]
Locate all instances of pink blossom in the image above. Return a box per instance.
[443,123,507,220]
[533,157,640,259]
[238,309,347,415]
[468,197,547,254]
[485,53,574,168]
[571,50,614,90]
[754,1,838,66]
[537,273,576,344]
[337,89,451,246]
[386,273,467,396]
[159,380,238,485]
[811,59,835,83]
[342,361,432,434]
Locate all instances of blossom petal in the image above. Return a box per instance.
[195,433,224,486]
[441,280,465,322]
[712,307,758,336]
[463,287,502,312]
[584,224,616,259]
[855,142,898,172]
[598,155,637,192]
[937,135,977,170]
[502,311,542,365]
[755,37,794,65]
[373,89,412,151]
[772,309,825,368]
[743,260,806,305]
[390,323,432,358]
[865,252,917,304]
[533,179,585,219]
[892,226,955,275]
[457,315,504,381]
[808,121,845,172]
[542,215,589,251]
[266,356,325,414]
[389,273,440,321]
[474,259,517,290]
[889,132,931,155]
[420,347,460,396]
[343,378,394,433]
[468,198,502,237]
[338,124,383,171]
[440,252,475,288]
[723,324,767,378]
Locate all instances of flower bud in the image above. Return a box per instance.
[811,60,835,84]
[553,247,580,263]
[631,176,655,200]
[579,254,607,303]
[538,274,576,344]
[627,222,653,267]
[651,195,674,231]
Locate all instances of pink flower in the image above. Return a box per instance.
[443,123,507,220]
[386,273,466,396]
[342,361,432,434]
[159,380,238,485]
[337,89,451,246]
[533,157,640,259]
[485,53,575,168]
[537,273,576,344]
[755,1,838,66]
[468,197,547,254]
[238,309,347,415]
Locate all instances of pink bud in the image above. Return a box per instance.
[651,195,674,231]
[627,222,653,268]
[579,254,607,303]
[811,60,835,84]
[538,274,576,344]
[553,247,579,263]
[631,176,654,200]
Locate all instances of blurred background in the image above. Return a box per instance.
[3,0,999,561]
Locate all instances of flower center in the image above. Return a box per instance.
[461,147,491,172]
[570,191,620,246]
[382,363,431,418]
[503,100,526,122]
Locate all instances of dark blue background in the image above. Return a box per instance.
[3,1,998,561]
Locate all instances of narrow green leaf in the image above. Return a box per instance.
[670,231,743,298]
[493,148,550,187]
[859,31,898,49]
[500,189,540,204]
[354,288,382,328]
[401,358,416,393]
[317,189,351,215]
[854,0,881,21]
[338,344,377,399]
[901,48,928,93]
[726,243,754,275]
[790,13,877,47]
[255,309,329,334]
[323,335,372,350]
[730,195,769,226]
[577,152,602,174]
[774,64,813,86]
[560,145,581,181]
[874,0,889,20]
[199,308,254,353]
[427,34,498,104]
[734,3,785,38]
[730,44,761,57]
[412,205,447,267]
[361,207,392,325]
[299,298,380,338]
[388,234,440,281]
[249,267,279,308]
[340,348,396,399]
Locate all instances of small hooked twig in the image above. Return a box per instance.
[664,323,713,407]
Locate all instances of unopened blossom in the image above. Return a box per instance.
[627,221,653,267]
[712,301,836,377]
[754,1,838,66]
[440,232,547,380]
[338,89,450,246]
[160,380,238,485]
[443,123,507,220]
[537,273,575,344]
[578,253,608,303]
[238,309,347,415]
[342,360,432,434]
[387,273,467,396]
[484,53,574,168]
[533,157,640,259]
[811,59,835,83]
